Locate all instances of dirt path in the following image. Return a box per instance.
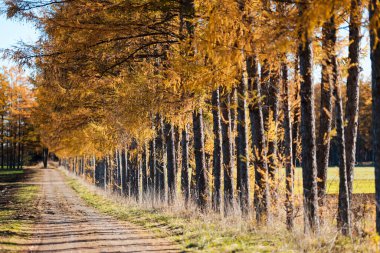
[25,168,179,253]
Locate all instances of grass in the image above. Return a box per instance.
[66,176,295,252]
[0,170,24,176]
[289,167,375,194]
[0,170,40,251]
[65,169,378,252]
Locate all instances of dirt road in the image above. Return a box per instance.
[18,168,179,253]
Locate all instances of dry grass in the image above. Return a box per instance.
[60,165,380,252]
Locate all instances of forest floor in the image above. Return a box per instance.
[0,166,179,252]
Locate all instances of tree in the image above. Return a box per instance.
[298,2,319,231]
[236,65,250,216]
[369,0,380,235]
[212,88,222,212]
[317,18,334,208]
[247,55,269,223]
[345,0,362,200]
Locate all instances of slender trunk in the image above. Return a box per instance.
[165,122,176,204]
[142,144,148,197]
[95,158,106,188]
[247,55,269,223]
[334,50,351,236]
[345,0,362,201]
[155,115,165,202]
[121,149,127,195]
[236,64,250,216]
[212,88,222,212]
[181,125,190,205]
[193,108,208,210]
[317,19,334,208]
[221,90,235,214]
[282,62,294,230]
[369,0,380,234]
[292,57,301,167]
[43,148,48,168]
[266,66,280,184]
[299,3,319,231]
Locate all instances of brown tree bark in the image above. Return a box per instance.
[317,19,334,208]
[247,55,269,223]
[192,108,208,210]
[282,61,294,230]
[345,0,362,201]
[181,125,190,205]
[236,64,250,216]
[220,90,235,214]
[369,0,380,234]
[298,3,319,231]
[165,122,177,204]
[212,88,222,212]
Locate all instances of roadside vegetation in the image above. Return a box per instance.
[0,169,40,251]
[65,168,378,252]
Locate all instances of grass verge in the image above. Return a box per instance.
[65,172,379,252]
[0,170,40,251]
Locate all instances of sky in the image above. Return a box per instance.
[0,16,39,69]
[0,14,373,82]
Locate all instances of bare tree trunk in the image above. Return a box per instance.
[121,149,127,195]
[345,0,362,201]
[247,55,269,223]
[236,64,250,216]
[317,20,334,208]
[181,125,190,205]
[43,148,49,168]
[266,66,280,185]
[165,122,176,204]
[221,90,235,214]
[155,116,165,202]
[193,108,208,210]
[369,0,380,234]
[193,109,208,211]
[212,88,222,212]
[282,62,294,230]
[292,66,301,167]
[142,145,148,197]
[333,50,351,236]
[299,3,319,231]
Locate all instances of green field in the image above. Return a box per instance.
[0,170,24,176]
[291,167,375,194]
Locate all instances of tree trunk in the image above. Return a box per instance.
[221,89,235,214]
[155,115,165,202]
[266,66,280,185]
[292,56,301,167]
[317,20,334,209]
[369,0,380,234]
[236,63,250,216]
[345,0,362,201]
[181,125,190,205]
[212,88,222,212]
[142,144,148,197]
[247,55,269,223]
[1,115,3,169]
[282,62,294,230]
[121,149,127,195]
[333,52,351,236]
[299,3,319,231]
[165,122,176,204]
[192,108,208,210]
[95,158,106,188]
[43,148,49,168]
